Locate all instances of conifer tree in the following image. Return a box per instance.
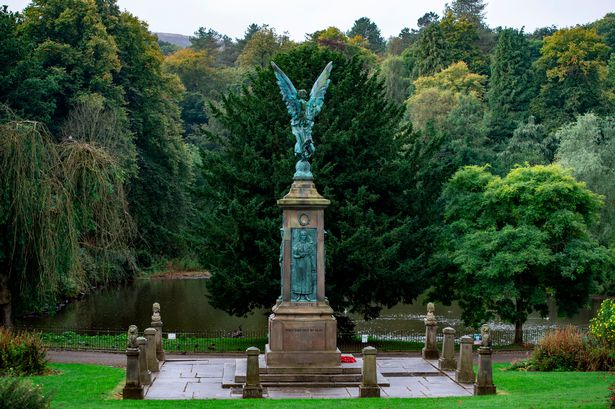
[196,44,422,319]
[486,28,537,143]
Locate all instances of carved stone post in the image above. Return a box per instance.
[455,335,475,384]
[474,324,496,395]
[137,336,151,386]
[242,347,263,398]
[422,302,439,360]
[122,325,143,400]
[438,327,456,371]
[151,302,165,362]
[359,346,380,398]
[144,327,159,373]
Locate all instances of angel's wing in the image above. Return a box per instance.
[307,61,333,121]
[271,62,301,119]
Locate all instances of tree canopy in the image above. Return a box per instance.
[431,164,612,343]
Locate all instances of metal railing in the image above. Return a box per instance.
[14,325,585,353]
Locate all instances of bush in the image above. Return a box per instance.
[589,298,615,347]
[529,326,614,372]
[0,329,47,376]
[0,378,51,409]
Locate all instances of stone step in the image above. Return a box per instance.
[222,358,390,388]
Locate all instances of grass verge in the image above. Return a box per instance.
[23,363,613,408]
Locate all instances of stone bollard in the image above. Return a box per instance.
[422,302,439,360]
[474,324,496,395]
[144,327,159,373]
[151,302,165,362]
[242,347,263,398]
[359,346,380,398]
[438,327,457,371]
[123,325,143,399]
[137,336,151,386]
[455,335,475,384]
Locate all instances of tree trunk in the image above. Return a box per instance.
[0,274,12,329]
[514,320,523,345]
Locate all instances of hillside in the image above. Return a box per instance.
[155,32,190,47]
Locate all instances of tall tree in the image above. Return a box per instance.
[407,61,486,130]
[196,44,422,319]
[446,0,487,27]
[531,27,610,130]
[486,28,537,143]
[379,56,411,104]
[347,17,386,54]
[411,23,450,77]
[440,10,486,74]
[236,27,293,68]
[417,12,440,29]
[556,114,615,246]
[494,116,552,174]
[432,164,611,344]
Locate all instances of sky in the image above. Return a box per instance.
[3,0,614,40]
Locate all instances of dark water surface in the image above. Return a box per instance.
[17,278,600,333]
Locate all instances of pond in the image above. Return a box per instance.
[16,278,600,334]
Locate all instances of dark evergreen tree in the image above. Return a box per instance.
[347,17,386,54]
[412,23,450,77]
[196,44,423,319]
[486,28,537,143]
[417,12,439,29]
[446,0,487,27]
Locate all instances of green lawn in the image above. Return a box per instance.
[26,363,612,409]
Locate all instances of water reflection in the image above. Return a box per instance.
[17,278,599,333]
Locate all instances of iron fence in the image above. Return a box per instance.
[14,325,586,353]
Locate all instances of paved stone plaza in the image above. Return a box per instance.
[145,357,473,400]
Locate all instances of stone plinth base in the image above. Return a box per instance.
[265,344,341,368]
[422,347,439,360]
[359,385,381,398]
[438,357,456,371]
[122,385,143,400]
[242,385,263,398]
[474,384,496,395]
[266,301,340,368]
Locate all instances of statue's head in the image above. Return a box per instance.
[298,89,308,100]
[427,302,435,313]
[481,324,490,334]
[153,302,160,313]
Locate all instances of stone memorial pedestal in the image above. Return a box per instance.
[455,335,475,384]
[359,347,380,398]
[265,179,340,369]
[438,327,456,371]
[123,347,143,399]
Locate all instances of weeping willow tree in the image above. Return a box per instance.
[0,109,134,327]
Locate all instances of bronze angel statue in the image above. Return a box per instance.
[271,61,333,179]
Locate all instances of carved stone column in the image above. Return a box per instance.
[137,336,151,386]
[359,347,380,398]
[474,324,496,395]
[455,335,475,384]
[144,328,159,373]
[242,347,263,398]
[123,325,143,400]
[422,302,439,360]
[438,327,456,371]
[151,302,165,362]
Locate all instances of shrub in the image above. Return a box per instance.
[0,378,51,409]
[531,326,586,371]
[0,329,47,376]
[529,326,614,372]
[589,298,615,347]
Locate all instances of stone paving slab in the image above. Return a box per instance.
[145,357,474,400]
